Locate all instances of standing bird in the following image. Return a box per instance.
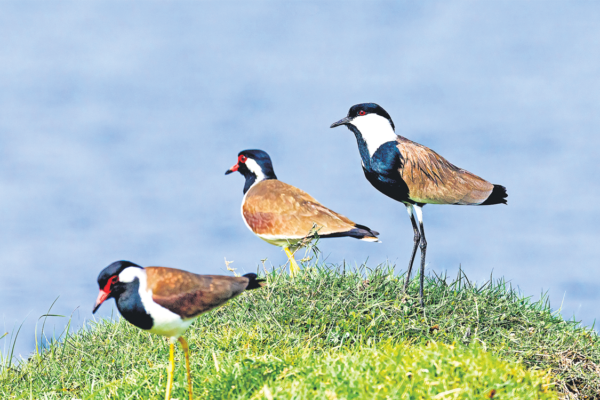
[92,260,265,400]
[225,149,379,276]
[331,103,507,306]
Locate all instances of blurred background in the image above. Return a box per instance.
[1,1,599,358]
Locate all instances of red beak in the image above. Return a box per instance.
[93,290,109,314]
[225,163,239,175]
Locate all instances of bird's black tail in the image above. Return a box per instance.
[243,273,267,290]
[319,224,380,242]
[352,224,380,242]
[480,184,508,205]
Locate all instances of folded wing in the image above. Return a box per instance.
[146,267,250,319]
[243,180,378,240]
[397,137,495,205]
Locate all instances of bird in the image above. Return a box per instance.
[330,103,507,306]
[92,260,265,400]
[225,149,379,276]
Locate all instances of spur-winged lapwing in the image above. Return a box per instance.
[331,103,507,306]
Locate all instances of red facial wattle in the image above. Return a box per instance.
[93,275,118,313]
[226,154,247,174]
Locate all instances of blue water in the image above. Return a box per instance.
[1,1,600,359]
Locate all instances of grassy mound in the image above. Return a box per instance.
[203,341,552,399]
[1,264,599,399]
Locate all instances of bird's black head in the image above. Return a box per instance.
[330,103,395,131]
[225,149,277,194]
[93,260,143,313]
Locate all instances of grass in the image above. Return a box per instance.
[200,340,553,399]
[1,262,599,399]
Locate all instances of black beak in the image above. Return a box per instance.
[330,116,351,128]
[225,169,234,175]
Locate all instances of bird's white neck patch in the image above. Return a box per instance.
[245,158,266,186]
[118,266,191,338]
[351,114,397,157]
[119,267,145,283]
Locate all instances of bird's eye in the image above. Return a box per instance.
[239,155,247,163]
[359,110,366,116]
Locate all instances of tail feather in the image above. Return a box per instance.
[354,223,380,241]
[480,184,508,205]
[243,273,266,290]
[319,223,380,242]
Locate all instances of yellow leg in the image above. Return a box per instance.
[284,247,300,277]
[178,337,193,400]
[165,339,175,400]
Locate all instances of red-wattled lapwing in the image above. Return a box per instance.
[92,260,265,400]
[225,149,379,276]
[331,103,507,306]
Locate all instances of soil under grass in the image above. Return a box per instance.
[1,263,598,399]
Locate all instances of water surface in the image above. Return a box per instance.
[1,1,599,358]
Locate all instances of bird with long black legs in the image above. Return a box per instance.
[93,260,265,400]
[226,149,379,276]
[331,103,507,307]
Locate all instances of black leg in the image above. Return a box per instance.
[418,217,427,308]
[404,205,420,293]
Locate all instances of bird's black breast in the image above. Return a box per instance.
[116,279,154,330]
[363,142,412,204]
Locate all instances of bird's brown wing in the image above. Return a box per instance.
[146,267,250,319]
[397,137,494,205]
[242,180,362,238]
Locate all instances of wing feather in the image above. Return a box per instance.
[397,137,494,205]
[242,180,359,238]
[146,267,249,319]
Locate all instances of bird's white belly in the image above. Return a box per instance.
[257,234,303,248]
[149,315,194,338]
